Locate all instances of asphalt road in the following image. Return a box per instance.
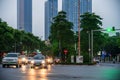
[0,63,120,80]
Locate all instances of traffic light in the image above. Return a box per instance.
[106,27,115,32]
[112,26,115,31]
[106,28,112,32]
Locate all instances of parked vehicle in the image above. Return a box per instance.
[93,58,99,63]
[2,53,22,68]
[54,57,61,63]
[30,55,47,69]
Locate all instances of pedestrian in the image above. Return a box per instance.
[113,58,115,63]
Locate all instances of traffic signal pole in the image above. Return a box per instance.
[91,28,120,62]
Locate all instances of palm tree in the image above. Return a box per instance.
[80,12,104,62]
[49,11,74,62]
[80,12,102,31]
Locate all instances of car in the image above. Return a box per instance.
[27,57,33,64]
[30,55,47,69]
[93,58,100,63]
[19,55,28,65]
[54,57,61,63]
[46,57,53,64]
[2,53,22,68]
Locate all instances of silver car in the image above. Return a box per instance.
[27,57,33,64]
[2,53,22,68]
[30,55,47,69]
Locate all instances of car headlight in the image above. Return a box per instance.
[47,59,51,62]
[31,60,34,64]
[22,58,26,61]
[41,60,45,64]
[2,59,7,62]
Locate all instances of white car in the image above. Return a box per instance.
[30,55,47,69]
[2,53,22,68]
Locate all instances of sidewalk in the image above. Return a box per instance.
[100,61,120,64]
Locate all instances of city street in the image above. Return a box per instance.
[0,0,120,80]
[0,63,120,80]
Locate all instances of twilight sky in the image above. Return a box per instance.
[0,0,120,39]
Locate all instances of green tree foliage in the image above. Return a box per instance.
[80,12,104,61]
[116,33,120,47]
[104,35,120,56]
[49,11,75,62]
[0,19,14,52]
[0,18,47,54]
[80,12,102,31]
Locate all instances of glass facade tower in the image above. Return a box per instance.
[62,0,92,31]
[17,0,32,33]
[45,0,58,40]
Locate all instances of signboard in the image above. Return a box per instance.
[76,56,83,63]
[71,55,74,63]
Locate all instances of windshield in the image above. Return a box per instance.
[20,55,26,58]
[33,56,44,60]
[6,54,18,57]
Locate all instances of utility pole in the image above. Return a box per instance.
[78,0,80,56]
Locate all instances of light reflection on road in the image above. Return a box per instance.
[1,64,120,80]
[47,65,52,71]
[99,67,120,80]
[21,65,26,73]
[28,68,48,80]
[20,65,53,80]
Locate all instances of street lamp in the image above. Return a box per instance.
[15,42,16,53]
[77,0,81,56]
[12,42,16,53]
[87,31,91,63]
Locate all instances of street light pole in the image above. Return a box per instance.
[78,0,80,56]
[88,31,91,62]
[91,30,93,62]
[15,41,16,53]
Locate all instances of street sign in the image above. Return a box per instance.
[64,49,68,54]
[76,56,83,63]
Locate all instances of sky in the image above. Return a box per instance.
[0,0,120,40]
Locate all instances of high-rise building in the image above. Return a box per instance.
[62,0,92,31]
[45,0,58,40]
[17,0,32,33]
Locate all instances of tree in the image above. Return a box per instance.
[0,19,14,52]
[49,11,75,62]
[104,36,120,56]
[0,18,48,54]
[116,33,120,47]
[80,12,104,62]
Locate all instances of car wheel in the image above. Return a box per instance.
[19,65,22,68]
[7,65,9,68]
[2,64,5,68]
[31,66,34,68]
[16,64,19,68]
[44,66,48,69]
